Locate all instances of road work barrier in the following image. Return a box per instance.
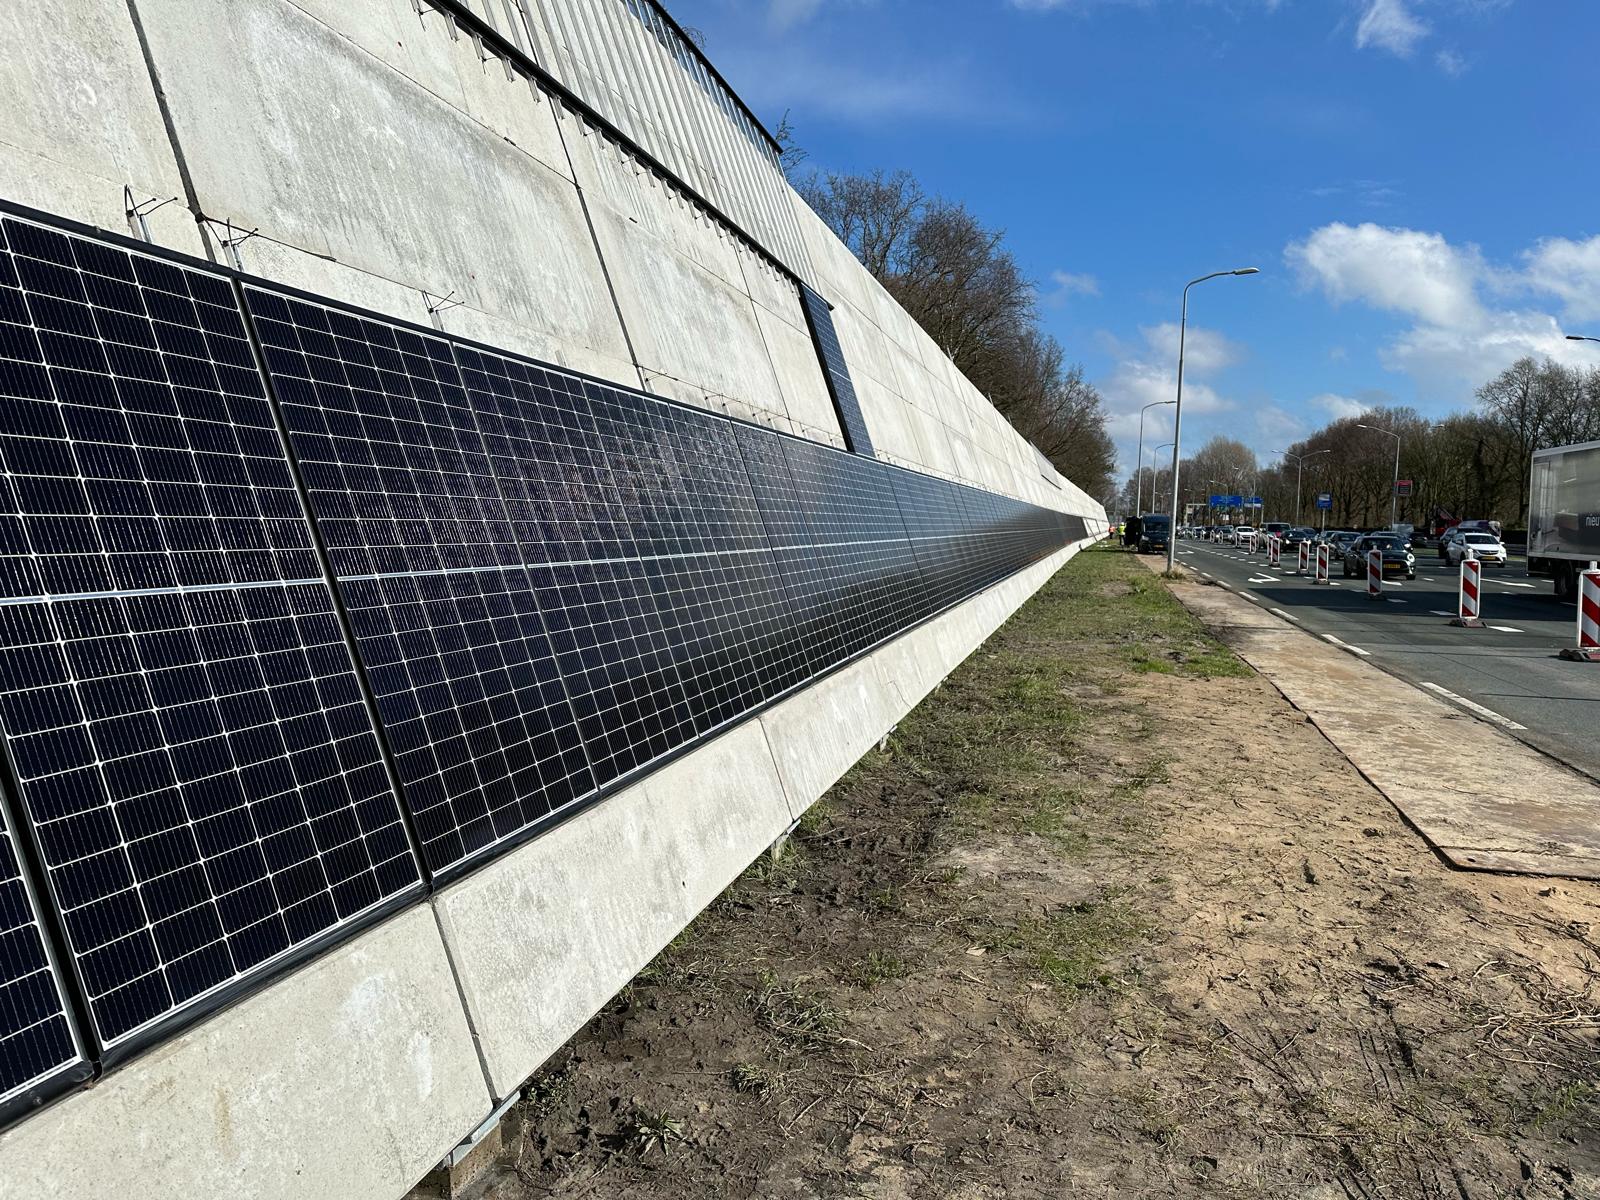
[1451,556,1484,627]
[1560,568,1600,662]
[1367,548,1383,600]
[1314,543,1331,584]
[1298,542,1310,575]
[1268,535,1281,567]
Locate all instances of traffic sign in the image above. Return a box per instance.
[1315,492,1332,510]
[1246,495,1262,506]
[1395,479,1414,497]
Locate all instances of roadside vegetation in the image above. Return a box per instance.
[497,545,1600,1199]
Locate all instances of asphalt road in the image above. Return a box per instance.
[1170,537,1600,780]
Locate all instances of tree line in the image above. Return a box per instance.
[795,168,1117,499]
[1118,356,1600,533]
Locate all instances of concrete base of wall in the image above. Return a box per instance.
[0,539,1094,1200]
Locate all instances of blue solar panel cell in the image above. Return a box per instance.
[797,285,874,458]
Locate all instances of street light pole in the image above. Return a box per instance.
[1134,399,1176,517]
[1167,267,1260,573]
[1274,449,1331,524]
[1357,423,1403,529]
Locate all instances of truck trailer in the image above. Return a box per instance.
[1527,440,1600,598]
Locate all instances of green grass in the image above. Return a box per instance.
[982,896,1151,992]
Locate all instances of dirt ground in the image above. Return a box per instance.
[489,545,1600,1199]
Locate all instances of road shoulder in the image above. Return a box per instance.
[1149,554,1600,879]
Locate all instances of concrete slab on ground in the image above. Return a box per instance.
[1164,566,1600,880]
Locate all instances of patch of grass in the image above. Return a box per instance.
[985,895,1150,993]
[730,1061,775,1097]
[794,799,834,838]
[622,1110,686,1158]
[846,949,909,988]
[751,970,843,1047]
[1527,1080,1597,1131]
[522,1060,577,1119]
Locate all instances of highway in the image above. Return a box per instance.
[1173,537,1600,780]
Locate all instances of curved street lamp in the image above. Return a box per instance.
[1167,268,1260,572]
[1275,448,1332,524]
[1356,422,1403,529]
[1134,399,1177,517]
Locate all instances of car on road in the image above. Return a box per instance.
[1342,533,1416,580]
[1137,513,1172,555]
[1218,525,1236,544]
[1281,526,1316,549]
[1263,521,1290,543]
[1445,531,1508,567]
[1234,524,1256,546]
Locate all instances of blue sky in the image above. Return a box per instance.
[670,0,1600,486]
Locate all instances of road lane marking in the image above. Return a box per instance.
[1498,581,1535,588]
[1487,625,1525,633]
[1385,598,1405,604]
[1419,682,1527,730]
[1268,608,1300,622]
[1239,591,1256,600]
[1430,610,1454,616]
[1321,633,1371,657]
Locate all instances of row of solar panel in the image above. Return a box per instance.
[0,204,1087,1121]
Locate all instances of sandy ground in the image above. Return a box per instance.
[485,546,1600,1199]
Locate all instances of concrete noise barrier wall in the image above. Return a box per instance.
[0,1,1106,1194]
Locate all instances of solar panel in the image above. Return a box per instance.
[797,285,874,458]
[0,791,83,1113]
[0,201,1089,1110]
[245,291,594,874]
[779,438,926,657]
[0,214,421,1052]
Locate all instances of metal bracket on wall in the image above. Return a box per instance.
[122,187,178,243]
[203,218,261,271]
[423,288,465,330]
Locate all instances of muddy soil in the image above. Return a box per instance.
[489,545,1600,1199]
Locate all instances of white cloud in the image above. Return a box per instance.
[1285,221,1600,390]
[1042,270,1101,305]
[1311,392,1369,420]
[1098,323,1248,478]
[1435,47,1467,75]
[1355,0,1430,57]
[767,0,826,29]
[1285,222,1485,327]
[1525,236,1600,323]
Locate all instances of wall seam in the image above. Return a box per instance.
[121,0,210,260]
[552,112,649,391]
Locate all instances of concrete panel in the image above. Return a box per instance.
[1,0,203,254]
[131,0,631,372]
[0,906,488,1200]
[433,720,794,1099]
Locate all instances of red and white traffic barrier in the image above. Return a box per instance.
[1313,543,1330,584]
[1268,535,1281,567]
[1560,568,1600,662]
[1297,542,1310,575]
[1450,555,1483,627]
[1366,548,1383,600]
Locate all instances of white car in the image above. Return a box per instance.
[1446,531,1508,567]
[1233,525,1256,547]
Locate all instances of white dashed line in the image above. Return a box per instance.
[1497,581,1536,589]
[1487,625,1525,633]
[1419,682,1526,730]
[1268,608,1300,623]
[1430,610,1454,617]
[1385,597,1405,604]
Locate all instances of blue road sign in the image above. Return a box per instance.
[1209,494,1226,506]
[1316,492,1333,510]
[1246,496,1263,506]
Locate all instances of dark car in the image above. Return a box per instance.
[1281,526,1316,548]
[1342,534,1415,580]
[1138,514,1172,554]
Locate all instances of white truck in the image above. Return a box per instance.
[1527,440,1600,598]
